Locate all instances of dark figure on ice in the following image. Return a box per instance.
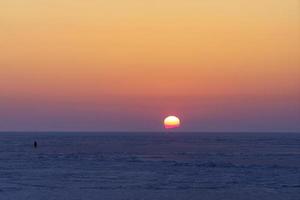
[34,141,37,148]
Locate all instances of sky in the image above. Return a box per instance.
[0,0,299,132]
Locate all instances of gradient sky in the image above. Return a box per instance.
[0,0,299,132]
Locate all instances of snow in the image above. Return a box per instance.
[0,132,299,200]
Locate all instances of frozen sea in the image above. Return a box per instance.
[0,132,299,200]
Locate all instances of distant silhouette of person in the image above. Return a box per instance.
[34,141,37,148]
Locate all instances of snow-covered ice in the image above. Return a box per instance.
[0,132,299,200]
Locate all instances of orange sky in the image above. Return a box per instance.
[0,0,299,131]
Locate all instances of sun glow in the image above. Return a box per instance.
[164,116,181,129]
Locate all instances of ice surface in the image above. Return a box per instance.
[0,132,299,200]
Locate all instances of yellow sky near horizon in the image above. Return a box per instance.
[1,0,299,100]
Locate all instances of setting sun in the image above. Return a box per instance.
[164,116,181,129]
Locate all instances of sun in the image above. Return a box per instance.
[164,116,181,129]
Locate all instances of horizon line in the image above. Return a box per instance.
[0,130,299,134]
